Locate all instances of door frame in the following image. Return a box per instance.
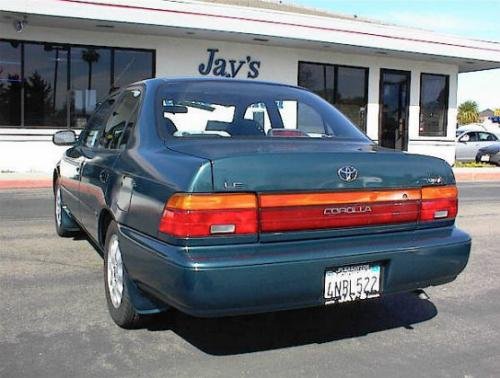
[378,68,411,151]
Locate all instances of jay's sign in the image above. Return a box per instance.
[198,48,261,79]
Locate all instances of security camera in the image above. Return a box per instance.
[13,19,26,33]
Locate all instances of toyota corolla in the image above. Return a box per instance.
[52,78,471,328]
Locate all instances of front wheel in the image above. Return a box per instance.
[104,221,142,328]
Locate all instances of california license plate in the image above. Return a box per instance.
[481,155,490,162]
[324,264,381,304]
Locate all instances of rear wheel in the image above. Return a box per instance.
[54,180,79,237]
[104,221,141,328]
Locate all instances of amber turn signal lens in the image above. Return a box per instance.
[167,193,257,210]
[420,185,458,221]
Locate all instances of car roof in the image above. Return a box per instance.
[138,76,302,90]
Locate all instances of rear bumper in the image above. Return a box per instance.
[119,226,471,317]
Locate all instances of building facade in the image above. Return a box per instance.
[2,0,500,172]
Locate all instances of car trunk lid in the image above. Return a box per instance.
[164,139,456,240]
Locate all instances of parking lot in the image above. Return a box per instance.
[1,183,499,377]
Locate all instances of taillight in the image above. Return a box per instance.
[259,189,422,233]
[159,193,257,238]
[160,186,458,238]
[420,186,458,222]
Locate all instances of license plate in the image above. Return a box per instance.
[324,264,381,304]
[481,155,490,162]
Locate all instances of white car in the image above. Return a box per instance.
[456,130,500,161]
[455,124,487,137]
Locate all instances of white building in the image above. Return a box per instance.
[2,0,500,172]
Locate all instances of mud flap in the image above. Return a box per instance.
[123,268,169,315]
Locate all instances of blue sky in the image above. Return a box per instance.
[297,0,500,110]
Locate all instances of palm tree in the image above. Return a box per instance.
[457,100,480,125]
[81,48,100,115]
[81,48,100,90]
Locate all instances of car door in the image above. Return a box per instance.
[58,134,85,220]
[77,93,119,240]
[57,100,114,221]
[456,132,478,161]
[79,89,142,241]
[477,132,499,155]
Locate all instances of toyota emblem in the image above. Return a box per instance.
[337,166,359,182]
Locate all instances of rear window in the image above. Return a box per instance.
[156,81,370,141]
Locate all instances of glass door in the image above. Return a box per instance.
[379,69,410,150]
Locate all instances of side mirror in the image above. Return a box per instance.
[53,130,77,146]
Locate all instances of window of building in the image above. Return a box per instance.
[0,40,22,126]
[24,43,69,127]
[0,38,155,129]
[419,73,449,137]
[71,47,112,128]
[298,62,334,103]
[334,66,368,131]
[298,62,368,132]
[113,49,154,90]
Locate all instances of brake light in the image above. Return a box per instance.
[160,186,458,238]
[159,193,257,238]
[420,186,458,221]
[259,189,421,233]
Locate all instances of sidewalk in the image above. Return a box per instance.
[452,167,500,182]
[0,172,52,190]
[0,167,499,190]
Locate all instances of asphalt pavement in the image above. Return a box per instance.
[1,183,499,377]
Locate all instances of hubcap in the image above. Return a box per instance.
[107,235,124,309]
[55,188,62,227]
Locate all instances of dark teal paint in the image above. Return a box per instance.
[55,78,470,316]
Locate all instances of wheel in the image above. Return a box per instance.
[104,221,141,328]
[54,180,79,237]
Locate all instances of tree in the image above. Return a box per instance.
[81,48,100,90]
[494,108,500,116]
[457,100,479,125]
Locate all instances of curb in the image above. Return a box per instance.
[453,168,500,182]
[0,179,52,190]
[454,172,500,182]
[0,171,498,190]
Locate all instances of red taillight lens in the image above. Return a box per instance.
[259,189,422,233]
[260,201,421,232]
[159,193,257,238]
[160,186,458,238]
[420,186,458,221]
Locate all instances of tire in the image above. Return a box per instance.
[104,221,142,328]
[54,180,79,237]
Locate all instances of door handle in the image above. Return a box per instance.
[99,170,109,183]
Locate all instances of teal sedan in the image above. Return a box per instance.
[52,78,471,328]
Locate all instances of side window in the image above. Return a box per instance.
[82,96,117,148]
[478,132,496,141]
[467,132,478,142]
[244,102,271,132]
[276,100,326,136]
[99,89,141,149]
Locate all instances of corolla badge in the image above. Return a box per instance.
[337,166,358,182]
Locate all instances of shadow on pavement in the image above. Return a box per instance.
[145,292,437,355]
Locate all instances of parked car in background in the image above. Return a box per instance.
[476,142,500,165]
[456,130,499,161]
[455,123,487,137]
[52,78,471,329]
